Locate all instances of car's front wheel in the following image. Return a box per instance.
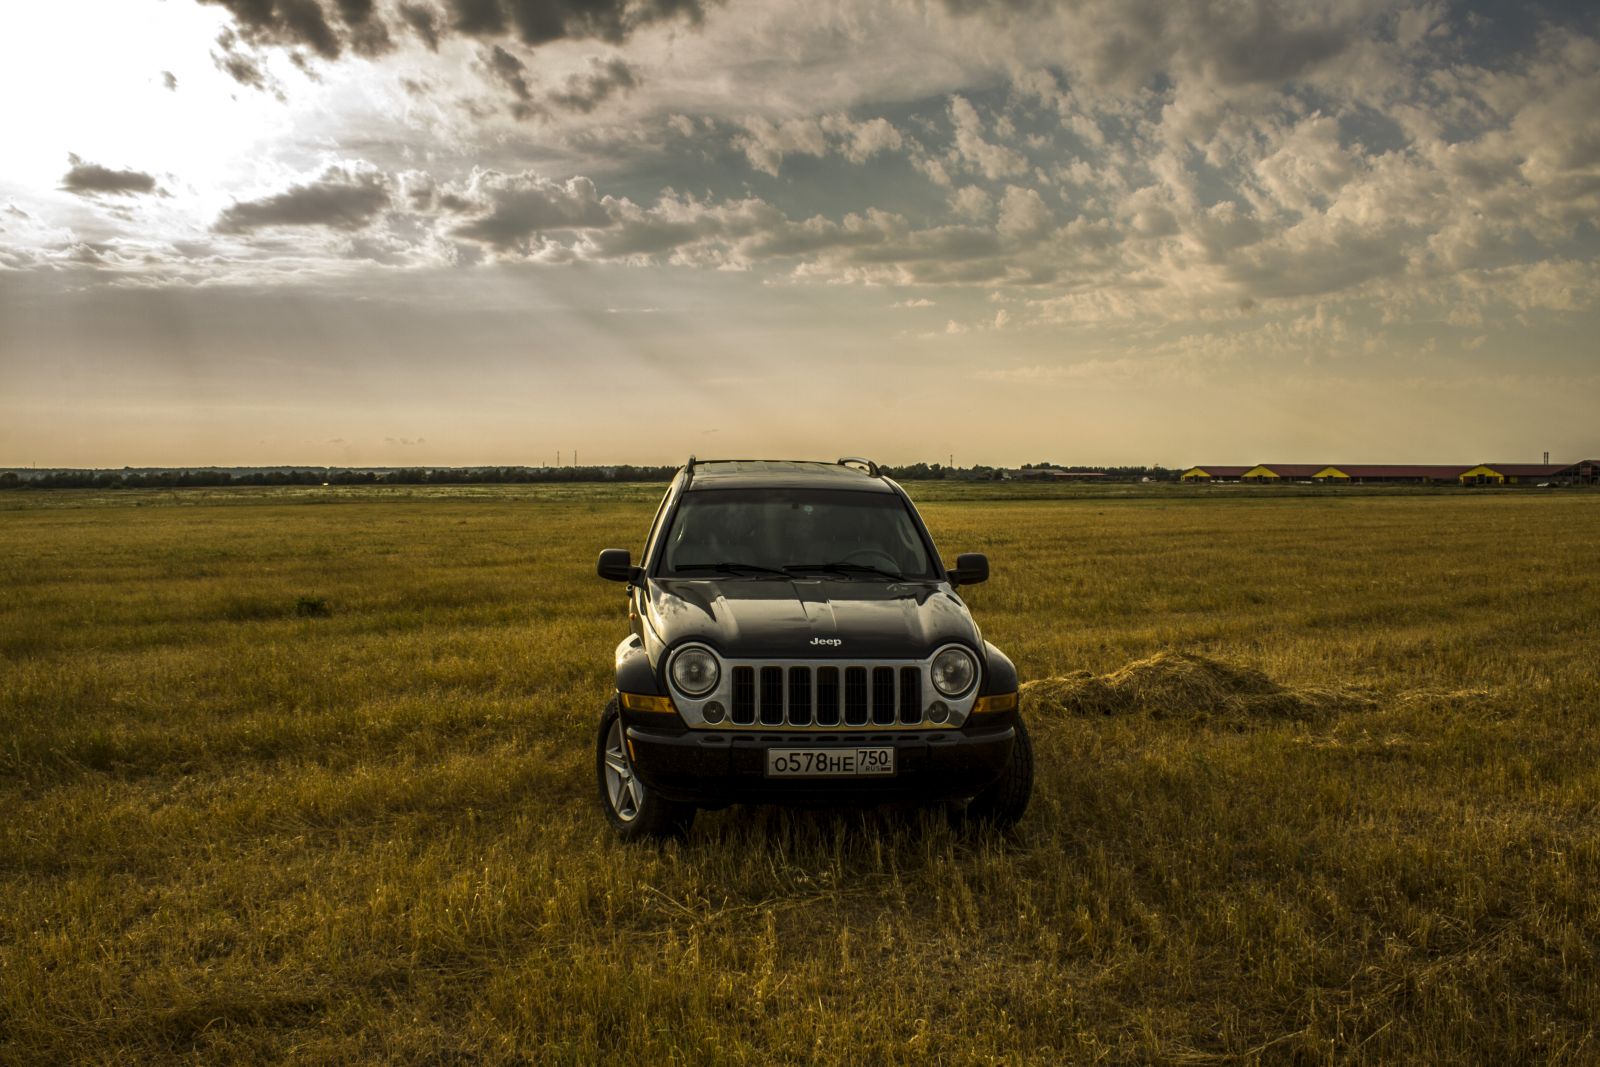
[596,696,695,840]
[965,715,1033,828]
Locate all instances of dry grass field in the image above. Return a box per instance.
[2,484,1598,1064]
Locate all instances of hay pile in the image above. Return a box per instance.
[1022,651,1375,724]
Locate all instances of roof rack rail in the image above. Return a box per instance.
[837,456,881,477]
[683,454,697,487]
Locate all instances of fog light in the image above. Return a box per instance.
[927,700,950,724]
[703,700,726,724]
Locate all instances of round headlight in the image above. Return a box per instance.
[931,647,977,696]
[670,647,720,696]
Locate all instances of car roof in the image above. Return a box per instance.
[682,459,897,493]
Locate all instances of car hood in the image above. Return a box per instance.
[645,577,980,660]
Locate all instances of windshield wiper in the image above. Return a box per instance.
[783,562,910,582]
[673,561,791,578]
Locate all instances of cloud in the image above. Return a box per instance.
[947,96,1028,180]
[398,3,442,49]
[732,113,908,175]
[478,47,639,120]
[452,0,718,47]
[211,28,278,94]
[450,172,615,250]
[432,168,1052,284]
[199,0,342,59]
[332,0,392,54]
[950,186,993,219]
[734,117,829,176]
[548,57,639,113]
[161,70,178,91]
[997,186,1051,238]
[60,155,159,198]
[214,164,390,232]
[820,114,904,163]
[937,0,1358,95]
[196,0,719,66]
[481,44,535,117]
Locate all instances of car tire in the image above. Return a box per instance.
[966,715,1033,828]
[596,696,696,840]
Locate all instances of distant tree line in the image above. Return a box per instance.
[0,466,679,490]
[1,461,1181,490]
[882,462,1178,481]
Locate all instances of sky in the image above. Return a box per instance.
[1,0,1597,468]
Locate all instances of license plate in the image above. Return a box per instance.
[766,747,895,777]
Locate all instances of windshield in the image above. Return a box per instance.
[658,488,938,579]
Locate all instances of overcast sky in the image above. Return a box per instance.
[2,0,1597,467]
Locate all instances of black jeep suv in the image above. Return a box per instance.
[595,457,1030,838]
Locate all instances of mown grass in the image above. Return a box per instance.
[2,486,1597,1064]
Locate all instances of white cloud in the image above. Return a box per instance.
[733,116,829,176]
[821,114,905,163]
[950,185,993,219]
[948,95,1029,180]
[997,186,1051,238]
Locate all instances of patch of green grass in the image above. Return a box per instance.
[2,487,1597,1063]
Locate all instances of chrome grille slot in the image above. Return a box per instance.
[759,666,785,725]
[816,667,840,725]
[899,667,921,724]
[871,667,896,725]
[844,667,869,726]
[731,666,756,724]
[787,667,812,725]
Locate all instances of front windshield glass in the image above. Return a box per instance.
[658,488,938,579]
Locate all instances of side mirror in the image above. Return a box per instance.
[597,548,640,583]
[947,552,989,587]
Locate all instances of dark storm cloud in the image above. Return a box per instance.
[332,0,376,21]
[199,0,342,58]
[215,49,269,89]
[450,0,715,46]
[482,44,536,116]
[61,155,159,198]
[211,29,278,93]
[334,0,394,53]
[398,2,443,49]
[214,166,390,232]
[194,0,718,65]
[549,57,639,112]
[447,0,507,34]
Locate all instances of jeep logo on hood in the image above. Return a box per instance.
[810,637,842,647]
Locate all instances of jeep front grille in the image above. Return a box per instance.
[730,664,924,728]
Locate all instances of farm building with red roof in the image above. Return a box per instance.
[1180,466,1253,481]
[1177,460,1598,485]
[1314,465,1469,484]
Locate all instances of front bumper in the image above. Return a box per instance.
[625,721,1016,805]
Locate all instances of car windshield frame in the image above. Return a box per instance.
[653,486,942,581]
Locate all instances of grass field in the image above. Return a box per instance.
[3,485,1598,1064]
